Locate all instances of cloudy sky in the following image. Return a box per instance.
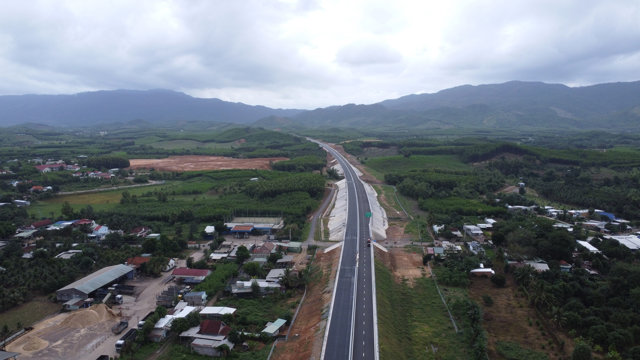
[2,0,640,109]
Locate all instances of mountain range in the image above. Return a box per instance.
[2,81,640,131]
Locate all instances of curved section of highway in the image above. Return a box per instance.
[318,141,378,360]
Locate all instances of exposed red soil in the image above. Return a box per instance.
[375,247,429,286]
[128,155,288,172]
[271,249,340,360]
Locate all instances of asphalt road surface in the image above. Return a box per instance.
[318,142,377,360]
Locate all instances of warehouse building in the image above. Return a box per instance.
[56,264,134,302]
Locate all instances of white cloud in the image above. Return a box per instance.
[0,0,639,108]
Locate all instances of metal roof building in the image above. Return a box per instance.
[56,264,134,301]
[262,318,287,337]
[0,351,19,360]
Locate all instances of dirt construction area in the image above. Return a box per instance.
[128,155,288,172]
[6,304,120,360]
[469,275,575,360]
[375,247,429,286]
[272,248,340,360]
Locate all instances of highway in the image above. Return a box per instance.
[320,142,378,360]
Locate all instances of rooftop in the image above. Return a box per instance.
[172,267,211,277]
[200,320,231,336]
[200,306,237,316]
[262,318,287,335]
[58,264,133,295]
[576,240,601,253]
[126,256,151,267]
[0,351,20,360]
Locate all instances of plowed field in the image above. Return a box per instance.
[128,155,288,172]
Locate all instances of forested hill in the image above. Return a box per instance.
[3,81,640,131]
[0,89,302,127]
[288,80,640,131]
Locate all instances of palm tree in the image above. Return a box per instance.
[513,265,535,288]
[529,280,552,311]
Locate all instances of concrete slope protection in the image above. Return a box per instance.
[317,141,378,360]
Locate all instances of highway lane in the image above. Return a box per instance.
[319,142,377,360]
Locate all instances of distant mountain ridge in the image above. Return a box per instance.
[0,89,302,127]
[2,81,640,131]
[288,80,640,131]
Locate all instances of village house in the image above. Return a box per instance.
[261,318,287,337]
[179,320,234,357]
[463,224,484,241]
[184,291,207,306]
[199,306,236,321]
[231,279,281,296]
[150,302,197,342]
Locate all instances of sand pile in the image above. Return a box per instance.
[59,304,117,328]
[11,335,49,353]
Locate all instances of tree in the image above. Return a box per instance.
[61,201,75,219]
[490,274,506,287]
[236,245,250,264]
[243,262,263,277]
[492,232,506,247]
[120,191,131,204]
[267,252,283,265]
[572,343,592,360]
[142,238,157,253]
[251,279,260,296]
[104,232,123,249]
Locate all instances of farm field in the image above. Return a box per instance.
[28,182,167,218]
[128,155,288,171]
[365,154,471,176]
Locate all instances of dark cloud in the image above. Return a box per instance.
[0,1,639,108]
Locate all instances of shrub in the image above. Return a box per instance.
[491,274,506,287]
[572,343,593,360]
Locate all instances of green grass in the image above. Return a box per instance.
[0,296,61,331]
[376,260,469,359]
[365,155,471,176]
[375,184,407,218]
[217,293,297,332]
[28,182,169,218]
[496,341,549,360]
[404,219,432,241]
[120,342,162,360]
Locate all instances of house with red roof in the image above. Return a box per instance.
[30,219,53,229]
[252,242,275,256]
[172,268,211,278]
[126,256,151,269]
[172,267,211,284]
[73,219,95,227]
[179,320,234,357]
[35,164,65,173]
[129,226,151,238]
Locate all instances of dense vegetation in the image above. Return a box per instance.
[350,133,640,359]
[0,125,329,318]
[86,155,130,169]
[0,241,140,311]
